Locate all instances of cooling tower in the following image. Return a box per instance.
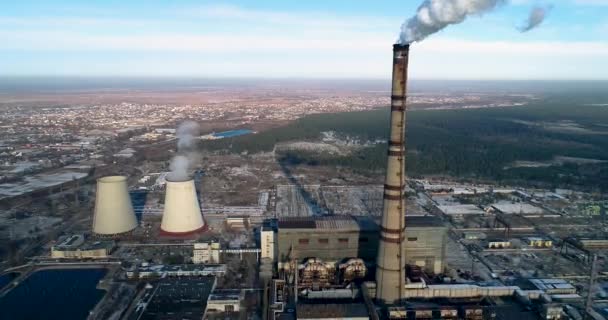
[160,178,205,236]
[375,44,410,304]
[93,176,138,235]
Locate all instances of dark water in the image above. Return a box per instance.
[0,273,18,290]
[0,268,107,320]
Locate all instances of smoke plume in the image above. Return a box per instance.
[168,121,200,181]
[518,5,551,32]
[399,0,506,44]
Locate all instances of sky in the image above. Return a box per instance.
[1,0,607,80]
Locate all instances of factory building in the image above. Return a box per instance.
[126,263,226,279]
[192,241,221,264]
[273,215,446,275]
[261,224,277,261]
[51,234,114,259]
[207,289,244,313]
[401,216,447,274]
[275,216,379,266]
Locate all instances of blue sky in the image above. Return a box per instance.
[1,0,607,79]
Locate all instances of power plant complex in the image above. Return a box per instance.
[70,44,581,320]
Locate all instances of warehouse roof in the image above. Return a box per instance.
[278,216,377,232]
[296,303,369,319]
[277,215,443,231]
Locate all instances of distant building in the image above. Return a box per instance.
[137,277,216,320]
[526,237,553,248]
[207,289,244,313]
[261,225,277,261]
[127,264,226,279]
[487,240,511,249]
[51,234,114,259]
[193,242,221,264]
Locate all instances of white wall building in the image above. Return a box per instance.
[193,242,220,264]
[260,226,276,261]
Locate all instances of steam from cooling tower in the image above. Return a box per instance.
[518,5,551,32]
[168,121,200,182]
[399,0,506,44]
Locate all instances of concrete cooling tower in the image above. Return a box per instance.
[160,178,205,236]
[93,176,138,235]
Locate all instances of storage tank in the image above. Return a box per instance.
[160,178,205,236]
[93,176,138,235]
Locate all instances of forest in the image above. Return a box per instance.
[201,101,608,191]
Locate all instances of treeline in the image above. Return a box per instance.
[201,103,608,191]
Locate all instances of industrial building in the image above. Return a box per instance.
[126,264,226,279]
[192,241,221,264]
[207,289,244,313]
[160,178,206,236]
[261,224,277,260]
[136,277,216,320]
[296,303,369,320]
[51,234,114,259]
[92,175,138,235]
[271,215,446,276]
[275,216,379,266]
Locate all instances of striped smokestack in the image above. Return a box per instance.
[375,44,409,304]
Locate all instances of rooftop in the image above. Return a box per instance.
[277,215,443,231]
[296,303,369,319]
[278,216,374,232]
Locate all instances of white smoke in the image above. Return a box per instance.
[169,155,191,182]
[399,0,506,44]
[518,5,551,32]
[168,121,200,181]
[176,120,200,150]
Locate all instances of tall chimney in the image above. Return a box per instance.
[375,44,409,304]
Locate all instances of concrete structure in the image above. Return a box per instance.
[207,290,243,313]
[276,216,379,266]
[92,176,137,235]
[527,237,553,248]
[275,215,446,275]
[136,277,216,320]
[51,234,114,259]
[261,225,277,261]
[160,178,205,235]
[127,264,226,279]
[376,43,409,304]
[296,303,369,320]
[487,240,511,249]
[193,242,220,264]
[437,204,485,218]
[529,279,577,295]
[401,216,447,274]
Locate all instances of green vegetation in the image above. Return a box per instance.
[201,102,608,191]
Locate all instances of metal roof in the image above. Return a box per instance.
[296,303,368,319]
